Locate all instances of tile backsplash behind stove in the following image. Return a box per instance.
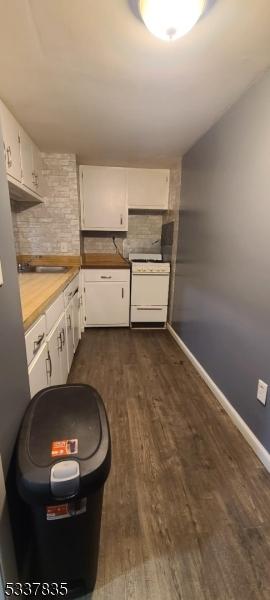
[161,220,174,263]
[83,214,163,257]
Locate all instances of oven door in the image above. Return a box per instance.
[131,274,169,306]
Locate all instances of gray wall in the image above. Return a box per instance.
[172,70,270,453]
[0,130,30,475]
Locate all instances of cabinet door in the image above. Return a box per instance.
[0,101,21,182]
[20,129,35,192]
[128,168,169,209]
[58,313,69,383]
[33,144,44,197]
[28,343,49,398]
[80,166,128,231]
[72,292,80,352]
[85,281,130,326]
[79,271,85,334]
[47,320,63,387]
[65,304,74,371]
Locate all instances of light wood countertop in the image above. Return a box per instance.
[17,254,81,267]
[82,253,130,269]
[19,268,79,332]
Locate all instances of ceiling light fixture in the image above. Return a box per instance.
[139,0,206,42]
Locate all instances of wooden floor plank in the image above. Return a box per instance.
[69,329,270,600]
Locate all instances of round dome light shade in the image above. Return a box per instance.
[139,0,206,41]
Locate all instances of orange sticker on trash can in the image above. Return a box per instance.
[46,499,87,520]
[51,439,78,457]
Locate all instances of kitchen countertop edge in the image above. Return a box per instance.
[82,253,130,269]
[22,267,79,332]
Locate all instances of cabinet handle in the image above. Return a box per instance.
[101,275,112,279]
[35,173,39,187]
[32,172,36,186]
[58,333,63,351]
[122,287,124,299]
[61,328,65,346]
[46,350,52,378]
[3,141,6,165]
[120,214,123,225]
[68,314,72,329]
[33,333,45,355]
[6,146,12,168]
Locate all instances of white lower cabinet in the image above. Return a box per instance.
[28,343,49,398]
[65,303,74,372]
[72,292,80,351]
[47,313,69,387]
[85,279,130,327]
[47,318,63,387]
[26,274,81,398]
[59,312,69,383]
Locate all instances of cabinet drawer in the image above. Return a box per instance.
[64,274,79,306]
[45,293,64,333]
[131,306,168,323]
[84,269,130,283]
[25,315,46,366]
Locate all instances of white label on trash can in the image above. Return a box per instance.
[46,498,87,521]
[51,439,78,457]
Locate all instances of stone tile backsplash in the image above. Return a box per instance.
[12,153,80,256]
[83,214,163,257]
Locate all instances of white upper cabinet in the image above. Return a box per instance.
[80,165,128,231]
[20,129,35,192]
[20,132,44,196]
[0,99,44,202]
[32,144,44,197]
[128,168,170,210]
[0,100,21,183]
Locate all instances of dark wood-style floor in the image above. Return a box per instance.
[69,329,270,600]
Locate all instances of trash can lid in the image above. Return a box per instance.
[17,384,111,505]
[29,385,101,467]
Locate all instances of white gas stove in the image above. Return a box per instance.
[129,253,171,326]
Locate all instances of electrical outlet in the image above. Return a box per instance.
[60,242,68,253]
[257,379,268,406]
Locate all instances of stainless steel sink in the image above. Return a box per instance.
[34,266,69,273]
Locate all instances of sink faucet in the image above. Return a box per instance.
[17,262,31,273]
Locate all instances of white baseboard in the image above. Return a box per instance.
[167,324,270,473]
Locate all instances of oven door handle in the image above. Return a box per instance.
[136,307,164,311]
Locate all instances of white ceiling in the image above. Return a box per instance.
[0,0,270,167]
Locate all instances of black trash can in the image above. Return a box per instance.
[17,383,111,596]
